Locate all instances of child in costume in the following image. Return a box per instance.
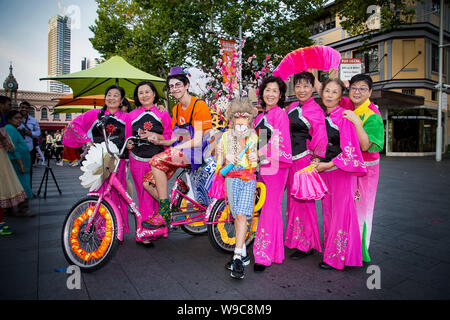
[214,98,258,279]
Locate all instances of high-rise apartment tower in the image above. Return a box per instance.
[48,15,71,93]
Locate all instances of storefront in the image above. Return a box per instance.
[371,89,447,156]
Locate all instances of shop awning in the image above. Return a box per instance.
[370,89,425,108]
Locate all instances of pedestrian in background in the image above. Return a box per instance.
[0,95,12,127]
[4,110,35,216]
[0,127,27,235]
[18,101,41,190]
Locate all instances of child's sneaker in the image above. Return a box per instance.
[0,223,13,236]
[225,254,250,270]
[230,258,245,279]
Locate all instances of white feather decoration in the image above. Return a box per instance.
[79,142,119,191]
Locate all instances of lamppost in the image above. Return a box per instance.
[436,0,449,162]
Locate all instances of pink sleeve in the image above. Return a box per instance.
[62,110,98,148]
[161,111,173,141]
[260,109,292,166]
[307,111,328,158]
[332,117,367,176]
[125,110,134,139]
[339,96,354,110]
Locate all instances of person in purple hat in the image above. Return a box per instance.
[141,67,212,230]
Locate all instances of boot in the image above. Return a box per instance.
[141,199,171,230]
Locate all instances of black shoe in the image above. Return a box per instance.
[137,240,154,248]
[141,220,166,230]
[225,254,250,270]
[319,262,336,270]
[253,263,266,272]
[290,249,314,260]
[230,258,245,279]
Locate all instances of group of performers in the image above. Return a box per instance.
[62,64,384,280]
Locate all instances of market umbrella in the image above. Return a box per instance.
[53,94,105,107]
[40,56,166,99]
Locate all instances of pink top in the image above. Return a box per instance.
[63,108,128,148]
[339,96,382,163]
[326,106,367,176]
[254,105,292,168]
[286,97,328,158]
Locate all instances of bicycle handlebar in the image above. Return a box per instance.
[96,115,147,158]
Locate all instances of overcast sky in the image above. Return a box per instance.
[0,0,100,92]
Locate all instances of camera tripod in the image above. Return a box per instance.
[37,157,62,199]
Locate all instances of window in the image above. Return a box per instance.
[66,113,72,120]
[402,89,416,96]
[353,46,379,73]
[309,14,336,36]
[432,43,439,72]
[53,113,60,120]
[41,108,48,119]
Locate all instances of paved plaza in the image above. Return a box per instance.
[1,155,449,300]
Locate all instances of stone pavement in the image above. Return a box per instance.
[1,156,449,300]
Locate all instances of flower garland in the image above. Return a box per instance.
[70,205,113,262]
[217,206,259,245]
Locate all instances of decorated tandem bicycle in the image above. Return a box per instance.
[61,115,266,272]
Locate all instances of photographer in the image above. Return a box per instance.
[18,101,40,189]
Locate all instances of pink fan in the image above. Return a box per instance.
[273,46,341,81]
[291,165,328,200]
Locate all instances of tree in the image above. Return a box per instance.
[332,0,416,39]
[89,0,326,82]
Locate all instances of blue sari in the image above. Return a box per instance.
[5,124,33,199]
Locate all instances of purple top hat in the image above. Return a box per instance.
[168,66,189,77]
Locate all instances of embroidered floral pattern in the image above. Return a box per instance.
[326,229,348,262]
[254,228,272,262]
[337,141,366,169]
[286,217,311,250]
[105,124,117,135]
[143,121,153,131]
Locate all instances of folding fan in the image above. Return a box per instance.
[273,45,341,81]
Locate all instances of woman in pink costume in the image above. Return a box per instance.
[284,71,328,259]
[125,81,173,244]
[314,79,367,270]
[63,85,130,234]
[340,74,384,263]
[253,76,292,272]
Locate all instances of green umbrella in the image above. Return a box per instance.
[40,56,166,99]
[52,105,96,114]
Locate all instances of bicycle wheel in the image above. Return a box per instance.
[172,195,207,236]
[207,198,259,254]
[61,196,119,272]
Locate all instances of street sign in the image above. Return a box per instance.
[340,58,362,81]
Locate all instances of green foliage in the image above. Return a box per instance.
[333,0,416,38]
[89,0,326,82]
